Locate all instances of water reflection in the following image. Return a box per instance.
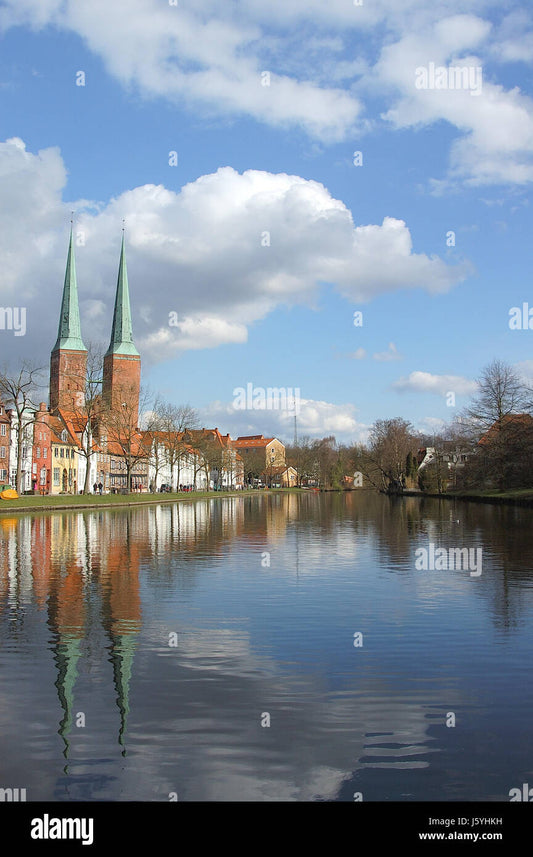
[0,492,532,801]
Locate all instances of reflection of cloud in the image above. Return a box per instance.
[137,619,444,801]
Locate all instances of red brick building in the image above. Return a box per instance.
[47,229,142,493]
[0,398,10,486]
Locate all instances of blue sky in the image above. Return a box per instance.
[0,0,532,443]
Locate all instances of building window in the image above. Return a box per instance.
[36,447,40,458]
[60,448,64,458]
[43,448,47,458]
[0,447,5,459]
[1,425,6,436]
[54,448,58,457]
[53,467,60,486]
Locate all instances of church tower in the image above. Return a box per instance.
[50,229,87,412]
[102,233,141,425]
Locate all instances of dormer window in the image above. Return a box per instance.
[61,430,68,442]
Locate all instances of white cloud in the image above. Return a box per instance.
[416,416,447,434]
[1,1,531,183]
[348,348,367,360]
[373,342,401,362]
[392,371,478,396]
[514,360,533,384]
[376,16,533,186]
[204,397,368,443]
[0,138,468,364]
[0,0,361,142]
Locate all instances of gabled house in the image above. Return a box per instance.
[231,434,287,486]
[49,416,81,494]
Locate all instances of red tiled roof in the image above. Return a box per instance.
[478,413,533,446]
[232,436,277,448]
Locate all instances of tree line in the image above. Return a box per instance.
[2,357,532,495]
[283,360,533,494]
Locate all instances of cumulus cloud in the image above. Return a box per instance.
[0,138,469,366]
[204,397,368,443]
[392,371,478,396]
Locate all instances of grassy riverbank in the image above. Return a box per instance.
[0,487,305,515]
[404,488,533,507]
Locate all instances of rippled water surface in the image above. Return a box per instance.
[1,491,532,801]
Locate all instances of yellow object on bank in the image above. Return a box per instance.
[0,489,19,500]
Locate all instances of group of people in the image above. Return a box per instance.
[93,482,104,495]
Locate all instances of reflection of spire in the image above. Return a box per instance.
[108,630,137,756]
[53,633,82,769]
[100,511,141,755]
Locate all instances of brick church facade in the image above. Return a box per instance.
[44,228,144,493]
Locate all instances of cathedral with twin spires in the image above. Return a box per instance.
[32,229,145,494]
[50,229,141,425]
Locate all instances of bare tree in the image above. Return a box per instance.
[461,360,533,490]
[0,363,45,493]
[155,402,200,490]
[103,386,154,493]
[285,435,317,487]
[359,418,418,493]
[463,360,531,435]
[240,448,267,486]
[53,342,105,494]
[184,429,225,490]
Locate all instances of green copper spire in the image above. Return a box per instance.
[105,233,139,357]
[52,228,87,352]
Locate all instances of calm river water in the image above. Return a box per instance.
[0,491,532,801]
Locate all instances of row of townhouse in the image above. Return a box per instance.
[2,395,295,495]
